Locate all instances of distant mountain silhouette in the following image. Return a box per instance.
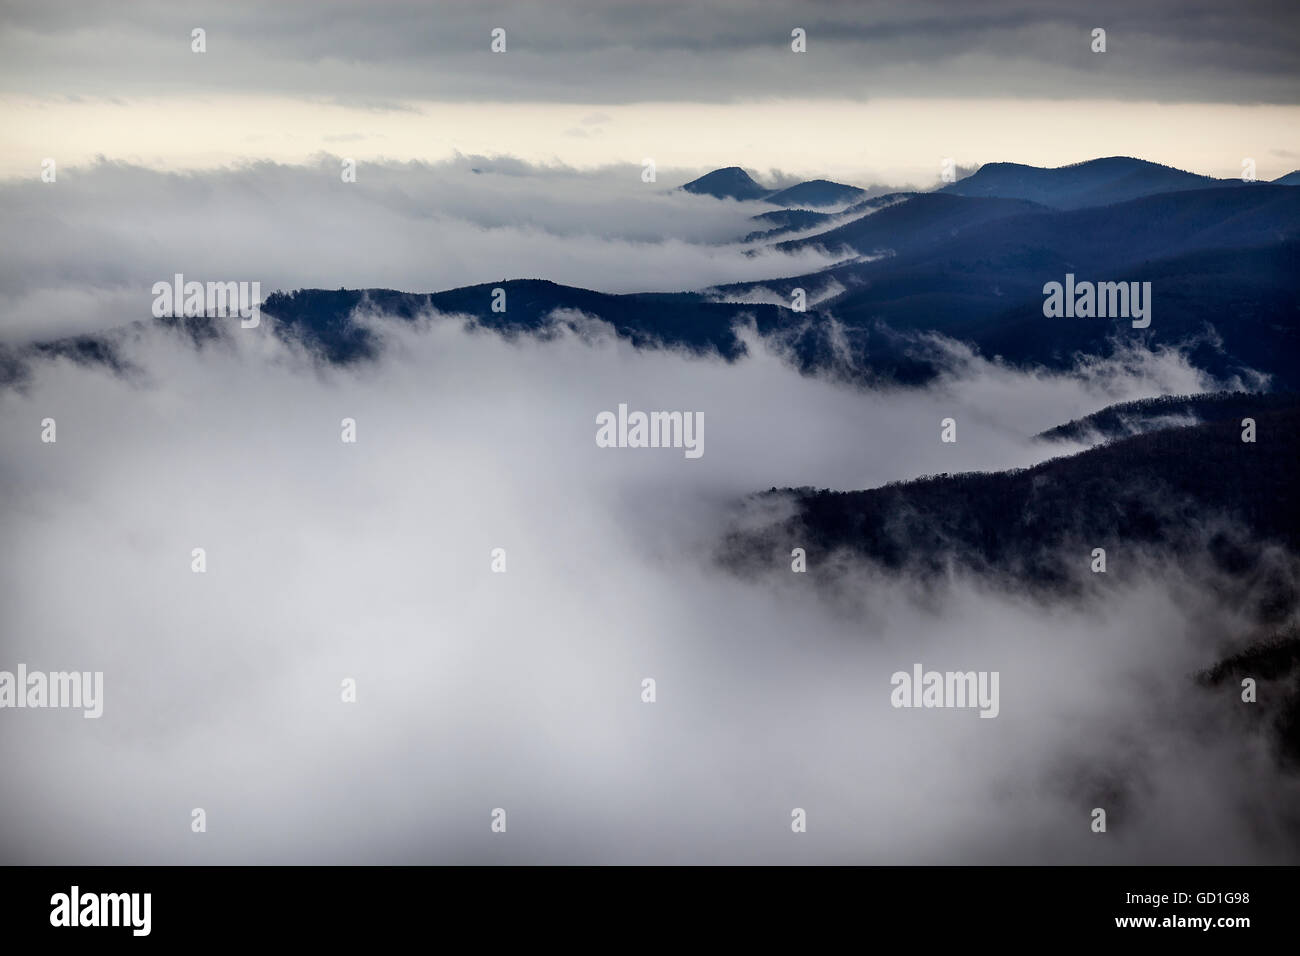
[777,192,1048,257]
[1274,170,1300,186]
[941,157,1243,209]
[10,157,1299,397]
[782,183,1300,266]
[728,184,1300,389]
[681,168,869,207]
[680,166,770,201]
[20,182,1296,394]
[763,179,866,208]
[1035,391,1296,443]
[258,280,806,365]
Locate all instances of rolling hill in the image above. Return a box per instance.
[763,179,866,208]
[940,156,1245,209]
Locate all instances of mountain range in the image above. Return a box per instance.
[8,156,1298,767]
[939,156,1253,209]
[9,154,1298,403]
[9,157,1297,400]
[681,166,869,207]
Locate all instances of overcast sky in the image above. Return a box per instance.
[1,0,1298,181]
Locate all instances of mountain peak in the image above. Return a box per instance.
[942,156,1233,209]
[680,166,769,201]
[764,179,867,208]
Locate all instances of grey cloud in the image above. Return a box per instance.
[0,0,1296,104]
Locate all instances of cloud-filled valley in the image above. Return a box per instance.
[0,156,846,344]
[2,299,1297,863]
[1,140,1298,866]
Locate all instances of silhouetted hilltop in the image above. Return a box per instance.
[680,166,769,201]
[764,179,866,208]
[942,156,1243,209]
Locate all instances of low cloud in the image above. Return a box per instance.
[1,309,1292,863]
[0,156,844,343]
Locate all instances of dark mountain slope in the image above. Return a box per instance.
[942,156,1242,209]
[743,208,834,241]
[776,193,1049,257]
[1035,391,1297,443]
[841,191,916,215]
[727,186,1300,389]
[949,239,1300,391]
[259,280,802,364]
[1199,627,1300,767]
[720,398,1300,610]
[800,183,1300,268]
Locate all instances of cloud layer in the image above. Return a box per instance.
[1,308,1292,864]
[0,156,845,343]
[3,0,1297,105]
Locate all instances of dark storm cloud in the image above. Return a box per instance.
[0,0,1296,104]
